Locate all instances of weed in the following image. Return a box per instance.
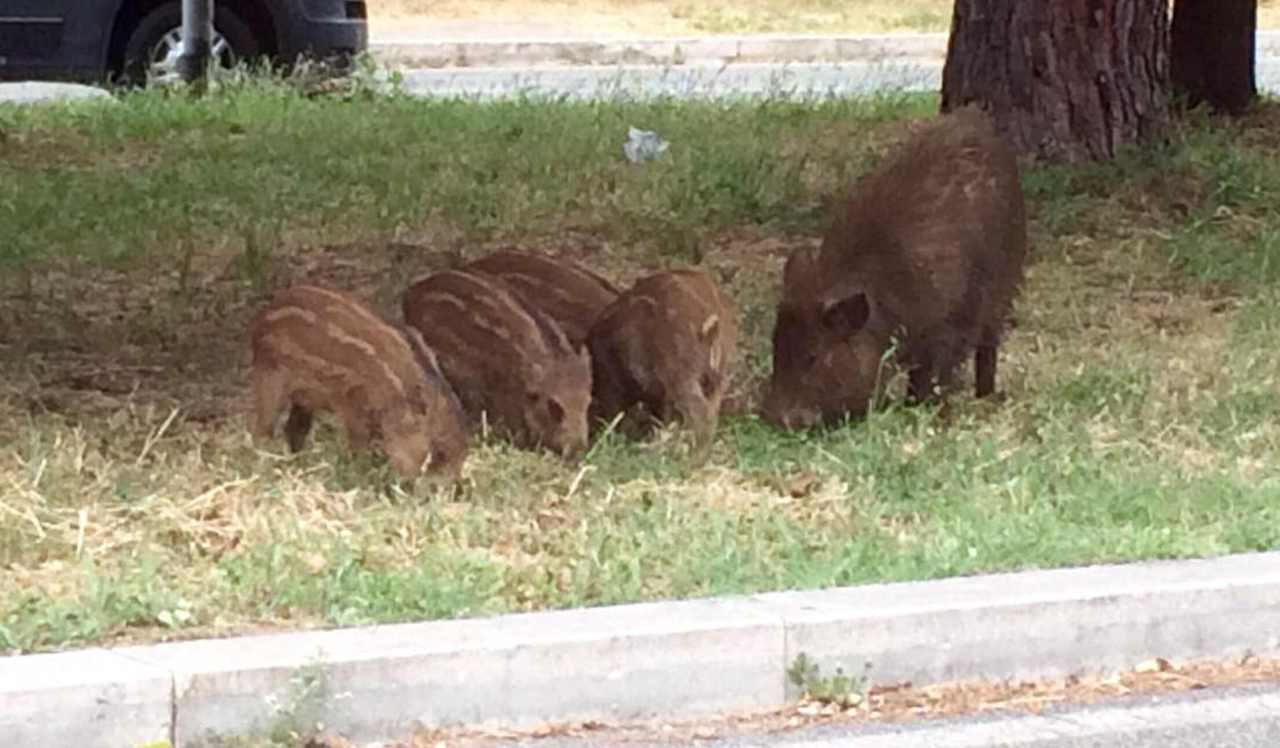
[187,663,331,748]
[265,664,330,745]
[236,220,278,293]
[788,652,872,708]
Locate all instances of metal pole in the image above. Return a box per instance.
[176,0,213,88]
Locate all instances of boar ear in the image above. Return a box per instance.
[523,359,546,386]
[699,314,720,342]
[782,247,819,290]
[821,292,870,336]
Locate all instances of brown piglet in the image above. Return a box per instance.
[401,269,592,459]
[248,284,470,481]
[587,267,738,447]
[461,250,621,346]
[762,105,1028,430]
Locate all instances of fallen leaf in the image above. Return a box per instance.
[1135,657,1172,674]
[785,471,821,498]
[302,552,328,574]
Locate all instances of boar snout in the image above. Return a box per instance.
[779,408,821,431]
[428,444,468,484]
[547,415,589,461]
[671,390,717,447]
[384,419,468,484]
[385,441,430,480]
[558,437,587,461]
[762,391,821,432]
[774,408,822,432]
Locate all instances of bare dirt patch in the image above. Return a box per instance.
[365,0,1280,39]
[2,229,808,431]
[366,0,955,37]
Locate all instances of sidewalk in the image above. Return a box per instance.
[370,31,949,70]
[367,27,1280,70]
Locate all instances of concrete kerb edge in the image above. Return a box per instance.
[368,29,1280,69]
[5,551,1280,746]
[0,647,175,746]
[367,33,952,69]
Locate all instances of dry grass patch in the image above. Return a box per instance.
[367,0,1280,37]
[367,0,954,36]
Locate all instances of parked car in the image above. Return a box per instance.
[0,0,367,84]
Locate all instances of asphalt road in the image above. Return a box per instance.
[397,60,941,100]
[504,681,1280,747]
[6,58,1280,105]
[397,59,1280,101]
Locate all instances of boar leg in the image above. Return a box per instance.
[907,364,935,405]
[333,391,373,452]
[250,366,290,442]
[588,360,633,435]
[975,344,997,398]
[283,406,314,453]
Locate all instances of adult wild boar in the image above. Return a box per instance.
[763,106,1027,430]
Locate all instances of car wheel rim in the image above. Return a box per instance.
[148,26,236,82]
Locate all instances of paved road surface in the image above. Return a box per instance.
[397,60,939,100]
[502,681,1280,747]
[6,58,1280,105]
[397,59,1280,101]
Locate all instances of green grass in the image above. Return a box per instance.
[0,79,919,269]
[3,77,1280,655]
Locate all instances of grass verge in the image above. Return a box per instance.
[2,79,1280,654]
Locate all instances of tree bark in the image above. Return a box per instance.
[1171,0,1257,115]
[941,0,1171,163]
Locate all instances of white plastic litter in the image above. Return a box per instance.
[623,126,669,163]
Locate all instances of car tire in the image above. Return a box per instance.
[121,3,261,85]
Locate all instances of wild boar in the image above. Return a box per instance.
[461,250,621,346]
[401,269,592,459]
[762,105,1027,430]
[248,284,470,481]
[587,267,738,447]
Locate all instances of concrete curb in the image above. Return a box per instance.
[4,551,1280,746]
[524,682,1280,746]
[0,81,116,105]
[370,29,1280,69]
[368,33,950,70]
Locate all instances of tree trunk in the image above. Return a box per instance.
[1171,0,1257,115]
[941,0,1171,163]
